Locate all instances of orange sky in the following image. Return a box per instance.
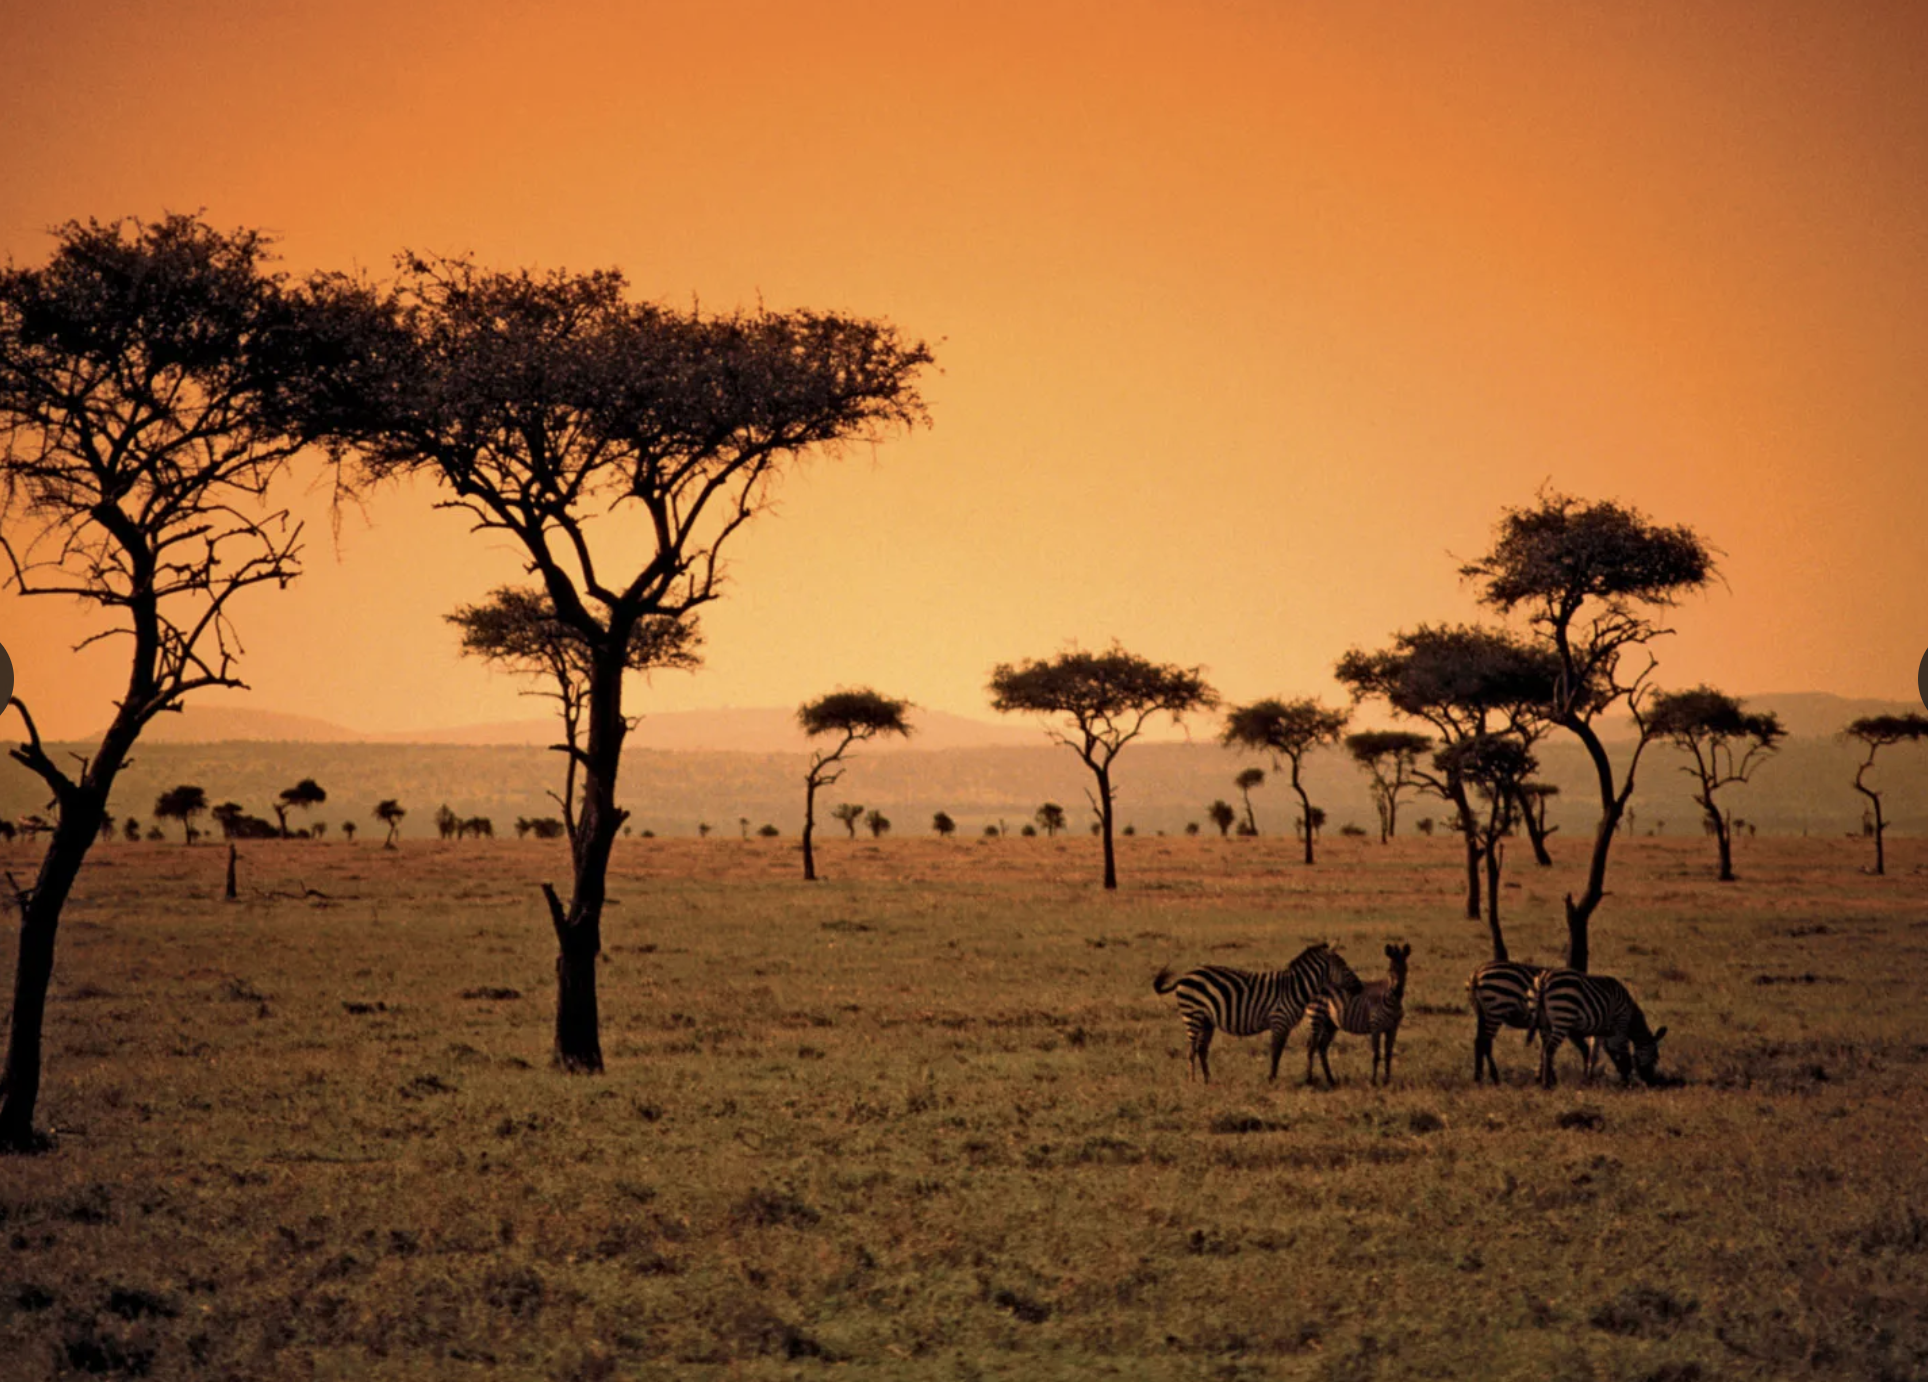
[3,1,1925,739]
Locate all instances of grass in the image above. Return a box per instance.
[1,833,1925,1379]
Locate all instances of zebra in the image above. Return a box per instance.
[1152,943,1363,1084]
[1306,942,1411,1086]
[1529,968,1668,1088]
[1468,959,1553,1084]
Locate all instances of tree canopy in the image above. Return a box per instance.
[797,688,913,880]
[1221,697,1349,864]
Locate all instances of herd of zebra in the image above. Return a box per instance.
[1152,943,1670,1089]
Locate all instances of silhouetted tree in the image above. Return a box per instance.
[153,785,208,845]
[1337,625,1559,929]
[1460,493,1714,971]
[212,802,276,840]
[831,803,865,840]
[1649,687,1786,881]
[1344,730,1431,843]
[374,799,406,848]
[448,586,699,854]
[122,818,140,843]
[1234,767,1265,836]
[864,810,891,839]
[932,811,956,838]
[1512,782,1559,864]
[0,213,359,1149]
[1207,800,1236,838]
[275,778,327,837]
[1843,713,1928,876]
[989,644,1217,889]
[1221,699,1349,865]
[96,815,114,844]
[1034,802,1067,838]
[322,259,930,1073]
[757,824,780,838]
[340,821,356,842]
[797,688,912,881]
[1435,733,1538,959]
[435,803,460,841]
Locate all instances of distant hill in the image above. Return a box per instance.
[93,703,1043,752]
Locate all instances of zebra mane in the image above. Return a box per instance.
[1287,942,1338,968]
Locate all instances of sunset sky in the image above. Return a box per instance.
[3,1,1925,740]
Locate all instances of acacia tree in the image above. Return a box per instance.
[0,213,353,1151]
[1034,802,1066,838]
[932,811,956,838]
[1512,782,1559,865]
[323,257,930,1073]
[448,585,699,853]
[153,785,209,844]
[374,799,406,847]
[1233,767,1265,835]
[1843,713,1928,876]
[1207,800,1237,838]
[276,778,327,837]
[831,803,866,840]
[1648,687,1785,881]
[1435,733,1538,960]
[1336,625,1559,923]
[1221,698,1349,864]
[1460,494,1714,971]
[864,809,891,839]
[989,645,1216,889]
[1344,730,1431,843]
[798,688,912,881]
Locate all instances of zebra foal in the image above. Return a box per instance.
[1306,942,1410,1086]
[1152,943,1363,1084]
[1530,969,1668,1088]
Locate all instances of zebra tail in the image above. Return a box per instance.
[1152,966,1180,995]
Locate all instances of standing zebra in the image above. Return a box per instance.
[1306,942,1411,1086]
[1468,959,1553,1084]
[1152,943,1363,1084]
[1530,968,1668,1088]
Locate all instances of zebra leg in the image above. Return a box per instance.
[1539,1031,1561,1089]
[1474,1017,1497,1084]
[1369,1031,1382,1085]
[1382,1028,1397,1085]
[1186,1018,1214,1083]
[1269,1022,1290,1082]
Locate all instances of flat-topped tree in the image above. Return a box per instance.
[449,586,699,854]
[1460,493,1714,971]
[323,256,930,1073]
[1221,699,1349,864]
[798,689,913,881]
[1843,713,1928,876]
[1344,730,1432,843]
[0,213,358,1152]
[374,800,406,848]
[1234,767,1265,836]
[1335,625,1559,926]
[989,644,1217,889]
[1649,687,1785,882]
[153,785,209,845]
[1434,732,1538,960]
[831,803,866,840]
[275,778,327,838]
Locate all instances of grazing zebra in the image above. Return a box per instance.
[1530,968,1668,1088]
[1306,942,1411,1086]
[1468,960,1553,1084]
[1152,943,1363,1084]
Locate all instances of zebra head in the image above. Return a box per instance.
[1298,943,1363,998]
[1632,1022,1669,1084]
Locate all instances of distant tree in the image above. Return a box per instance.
[1415,817,1435,837]
[1234,767,1265,836]
[1461,492,1714,971]
[797,688,913,881]
[932,811,956,838]
[1344,730,1432,843]
[1020,823,1037,837]
[212,802,276,840]
[326,256,931,1076]
[830,803,866,841]
[864,810,891,839]
[123,818,141,843]
[97,815,114,844]
[341,821,357,843]
[1843,713,1928,876]
[697,822,713,839]
[1513,782,1559,865]
[1649,687,1786,881]
[275,778,327,837]
[1185,821,1201,837]
[1034,802,1067,838]
[1435,733,1539,958]
[462,817,495,840]
[311,821,328,840]
[988,644,1217,889]
[1336,625,1558,928]
[739,818,751,841]
[757,824,780,838]
[435,804,460,841]
[145,826,164,842]
[153,785,209,845]
[529,818,567,841]
[0,214,361,1149]
[1207,800,1237,838]
[374,799,406,848]
[985,824,1002,838]
[1221,698,1349,865]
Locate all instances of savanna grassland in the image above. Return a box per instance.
[2,834,1925,1381]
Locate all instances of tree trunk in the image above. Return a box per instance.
[1514,786,1554,866]
[1562,718,1632,974]
[1291,763,1315,866]
[1483,835,1508,962]
[1096,767,1117,890]
[1716,818,1734,882]
[1452,788,1481,921]
[225,844,238,901]
[801,775,818,882]
[1852,777,1885,876]
[0,792,107,1151]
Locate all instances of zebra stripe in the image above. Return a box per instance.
[1307,942,1411,1086]
[1468,959,1549,1085]
[1152,943,1362,1084]
[1530,969,1668,1088]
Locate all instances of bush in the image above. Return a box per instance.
[757,824,780,838]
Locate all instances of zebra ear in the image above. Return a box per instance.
[1653,1025,1668,1042]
